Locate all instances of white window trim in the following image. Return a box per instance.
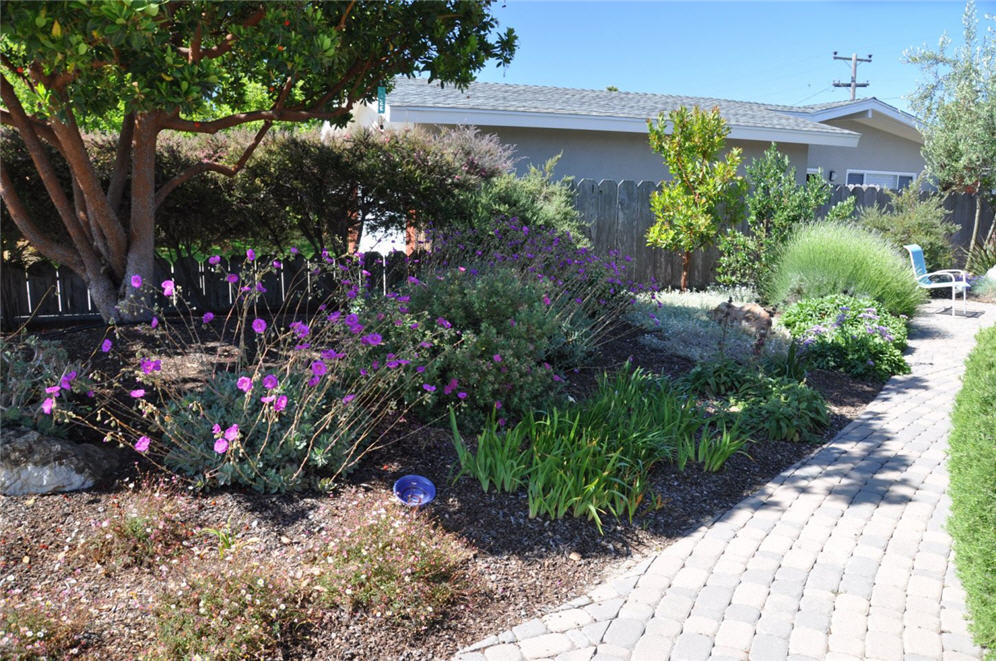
[845,169,919,188]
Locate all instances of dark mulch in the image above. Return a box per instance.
[0,324,882,661]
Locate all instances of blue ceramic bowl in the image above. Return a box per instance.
[393,474,436,507]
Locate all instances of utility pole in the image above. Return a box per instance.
[832,51,872,100]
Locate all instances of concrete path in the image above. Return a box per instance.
[454,301,993,661]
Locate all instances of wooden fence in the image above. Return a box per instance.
[574,180,995,288]
[2,184,993,329]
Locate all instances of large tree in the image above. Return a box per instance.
[905,0,996,252]
[0,1,515,321]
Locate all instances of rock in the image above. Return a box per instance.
[0,428,120,496]
[985,265,996,281]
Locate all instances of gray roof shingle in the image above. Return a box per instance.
[387,78,859,137]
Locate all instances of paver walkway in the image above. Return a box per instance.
[454,301,993,661]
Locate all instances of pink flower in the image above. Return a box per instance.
[262,374,278,389]
[252,318,267,334]
[290,246,299,255]
[361,333,382,346]
[130,389,145,398]
[308,375,321,387]
[202,311,215,323]
[311,361,327,376]
[493,354,502,363]
[224,424,239,441]
[41,398,55,415]
[101,339,113,353]
[130,274,142,288]
[60,371,77,390]
[140,358,161,374]
[226,273,239,284]
[494,400,502,410]
[342,394,356,404]
[246,248,256,262]
[151,316,159,329]
[236,376,252,392]
[45,385,61,395]
[272,260,282,269]
[208,255,222,265]
[134,436,151,452]
[274,395,288,412]
[161,280,175,297]
[542,295,551,306]
[214,437,229,454]
[212,423,222,436]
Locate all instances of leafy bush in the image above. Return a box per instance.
[731,376,829,442]
[966,237,996,275]
[857,182,958,269]
[80,476,194,569]
[680,356,755,397]
[469,157,587,239]
[781,294,910,382]
[716,144,856,290]
[971,274,996,299]
[948,325,996,655]
[0,333,91,436]
[314,494,472,629]
[764,220,925,318]
[152,555,303,661]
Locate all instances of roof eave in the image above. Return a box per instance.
[387,106,861,147]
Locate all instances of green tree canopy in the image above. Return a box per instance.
[645,105,746,291]
[0,1,516,321]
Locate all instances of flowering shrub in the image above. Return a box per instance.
[314,494,472,629]
[780,294,910,381]
[79,475,194,569]
[152,555,303,661]
[0,333,91,436]
[730,376,829,443]
[0,589,90,659]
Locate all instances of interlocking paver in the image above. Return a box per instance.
[453,303,990,661]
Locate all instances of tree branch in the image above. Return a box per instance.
[158,106,350,133]
[189,22,202,64]
[176,6,266,63]
[1,166,85,276]
[106,112,135,216]
[0,108,62,150]
[337,1,357,30]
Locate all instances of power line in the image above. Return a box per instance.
[832,51,872,101]
[793,86,833,105]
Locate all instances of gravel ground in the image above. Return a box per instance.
[0,323,881,660]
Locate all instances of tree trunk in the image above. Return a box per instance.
[969,193,982,251]
[680,251,691,291]
[117,114,159,322]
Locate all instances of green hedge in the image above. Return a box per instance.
[948,324,996,658]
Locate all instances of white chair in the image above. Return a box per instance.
[904,244,969,317]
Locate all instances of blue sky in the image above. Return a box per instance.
[473,1,995,114]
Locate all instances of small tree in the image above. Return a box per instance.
[905,0,996,250]
[646,106,746,291]
[0,1,515,322]
[716,144,855,290]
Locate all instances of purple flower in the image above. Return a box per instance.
[208,255,222,265]
[261,395,276,404]
[342,394,356,404]
[494,400,502,410]
[236,376,252,393]
[255,283,267,293]
[60,371,77,390]
[307,375,321,387]
[246,248,256,262]
[457,391,468,399]
[290,246,299,255]
[273,259,282,269]
[274,395,288,412]
[493,354,502,363]
[423,384,436,392]
[130,274,142,288]
[140,358,161,374]
[262,374,278,390]
[436,317,452,329]
[151,316,159,329]
[214,437,229,454]
[408,276,420,285]
[134,436,150,453]
[202,311,215,323]
[361,333,383,347]
[252,318,267,334]
[224,424,239,441]
[542,295,551,306]
[130,389,145,398]
[41,398,55,415]
[290,321,310,338]
[45,385,61,395]
[311,361,327,377]
[161,280,175,297]
[443,378,459,395]
[226,273,239,284]
[101,338,113,353]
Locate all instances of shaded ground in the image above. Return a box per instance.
[0,324,881,660]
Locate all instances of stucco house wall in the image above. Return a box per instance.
[807,118,925,184]
[477,125,810,184]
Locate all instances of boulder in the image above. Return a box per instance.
[0,428,121,496]
[986,265,996,281]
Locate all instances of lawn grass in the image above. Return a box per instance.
[948,324,996,659]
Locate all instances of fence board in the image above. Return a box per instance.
[26,261,60,316]
[594,180,618,256]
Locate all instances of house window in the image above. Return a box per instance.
[845,170,917,190]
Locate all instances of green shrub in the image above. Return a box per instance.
[857,182,958,269]
[680,356,755,397]
[971,274,996,299]
[781,294,910,382]
[152,555,303,661]
[0,333,92,436]
[764,220,926,318]
[948,324,996,656]
[966,237,996,275]
[730,376,829,442]
[716,144,856,290]
[314,494,472,629]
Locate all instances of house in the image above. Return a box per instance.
[375,78,924,188]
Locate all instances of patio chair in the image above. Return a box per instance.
[904,244,969,317]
